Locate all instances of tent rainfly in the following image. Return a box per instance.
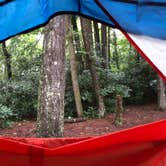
[0,0,166,165]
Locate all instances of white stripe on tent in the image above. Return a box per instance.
[128,33,166,80]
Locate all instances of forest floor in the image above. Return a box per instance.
[0,104,166,138]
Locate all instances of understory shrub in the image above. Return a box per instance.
[65,67,131,117]
[0,104,15,128]
[123,61,157,104]
[0,79,39,119]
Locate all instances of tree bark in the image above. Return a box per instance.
[71,16,86,70]
[114,95,123,125]
[107,27,111,67]
[72,16,82,56]
[2,41,12,80]
[112,30,120,70]
[68,16,84,117]
[157,76,166,110]
[80,17,105,118]
[101,24,109,69]
[93,21,101,57]
[36,15,67,137]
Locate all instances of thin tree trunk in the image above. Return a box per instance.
[72,16,82,55]
[112,30,120,70]
[101,24,109,69]
[2,41,12,80]
[80,17,105,118]
[68,16,84,117]
[36,15,67,137]
[158,76,166,110]
[114,95,123,125]
[93,21,101,57]
[135,50,140,63]
[71,16,84,68]
[107,27,111,68]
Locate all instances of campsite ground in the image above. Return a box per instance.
[0,104,166,137]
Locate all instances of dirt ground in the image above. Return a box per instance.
[0,104,166,138]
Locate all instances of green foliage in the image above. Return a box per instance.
[109,33,157,104]
[83,106,98,118]
[0,29,42,120]
[123,58,157,104]
[0,26,158,122]
[65,32,157,118]
[65,69,94,117]
[99,69,131,112]
[0,79,39,119]
[99,70,131,98]
[0,104,15,128]
[65,66,131,117]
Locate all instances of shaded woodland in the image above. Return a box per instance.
[0,15,165,136]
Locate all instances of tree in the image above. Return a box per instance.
[80,17,105,118]
[71,16,85,69]
[68,16,84,117]
[112,30,120,70]
[114,95,123,125]
[158,76,166,110]
[101,24,109,69]
[72,16,81,52]
[36,15,67,137]
[107,27,111,67]
[93,21,101,57]
[2,41,12,80]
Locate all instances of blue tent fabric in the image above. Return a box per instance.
[1,0,166,42]
[0,0,11,3]
[96,0,166,39]
[0,0,13,5]
[0,0,114,42]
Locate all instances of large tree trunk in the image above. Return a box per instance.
[68,16,84,117]
[36,15,67,137]
[80,17,105,118]
[2,41,12,80]
[101,24,109,69]
[158,76,166,110]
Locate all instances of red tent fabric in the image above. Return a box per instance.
[1,120,166,166]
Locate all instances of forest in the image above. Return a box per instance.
[0,15,166,137]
